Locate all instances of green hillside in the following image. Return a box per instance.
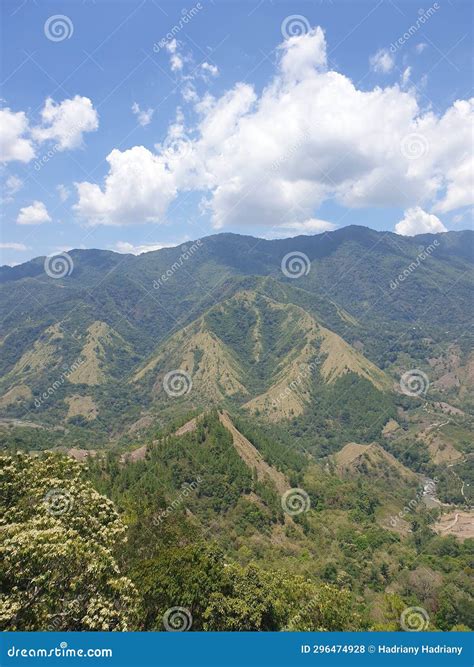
[1,227,473,632]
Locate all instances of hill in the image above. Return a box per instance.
[332,442,418,483]
[132,289,390,421]
[0,225,472,516]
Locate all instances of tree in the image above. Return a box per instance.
[286,582,361,631]
[130,543,225,630]
[203,564,360,632]
[203,564,282,631]
[0,453,138,631]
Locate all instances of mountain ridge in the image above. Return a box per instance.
[1,225,472,456]
[1,225,473,276]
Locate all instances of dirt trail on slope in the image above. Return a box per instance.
[434,510,474,540]
[218,411,290,494]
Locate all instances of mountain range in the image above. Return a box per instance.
[2,224,473,632]
[1,225,472,449]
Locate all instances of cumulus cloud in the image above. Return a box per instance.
[395,206,447,235]
[280,26,327,81]
[0,108,35,163]
[432,155,473,214]
[74,26,473,230]
[32,96,98,150]
[17,200,51,225]
[369,48,394,73]
[132,102,154,127]
[0,96,98,167]
[74,146,176,225]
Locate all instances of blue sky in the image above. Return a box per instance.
[1,0,472,265]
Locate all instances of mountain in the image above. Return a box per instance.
[2,226,473,633]
[132,289,390,419]
[0,225,472,456]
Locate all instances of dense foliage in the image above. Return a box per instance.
[0,228,472,633]
[0,453,138,631]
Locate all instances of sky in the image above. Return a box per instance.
[0,0,472,265]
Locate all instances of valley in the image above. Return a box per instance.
[1,226,473,632]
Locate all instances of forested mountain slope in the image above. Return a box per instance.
[1,227,473,632]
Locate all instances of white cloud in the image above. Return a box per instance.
[57,184,71,202]
[0,108,35,163]
[415,43,427,54]
[280,26,327,81]
[75,26,473,230]
[369,48,394,73]
[74,146,177,225]
[6,175,23,195]
[0,242,29,250]
[132,102,154,127]
[0,96,98,167]
[113,241,176,254]
[201,62,219,77]
[280,218,337,234]
[432,155,473,214]
[395,206,447,235]
[1,175,23,204]
[32,96,98,150]
[401,66,411,87]
[181,84,199,103]
[166,39,184,72]
[17,200,52,225]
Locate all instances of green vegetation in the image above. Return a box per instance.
[0,453,138,631]
[3,411,471,632]
[0,228,473,632]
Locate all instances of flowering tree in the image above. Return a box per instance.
[0,453,138,631]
